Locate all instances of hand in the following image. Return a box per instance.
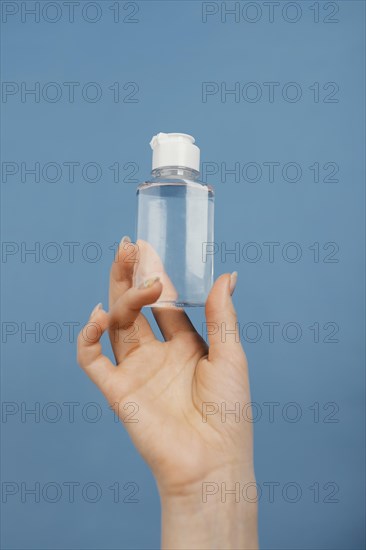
[77,237,258,549]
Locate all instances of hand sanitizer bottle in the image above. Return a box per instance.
[134,132,214,307]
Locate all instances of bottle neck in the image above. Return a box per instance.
[151,166,200,180]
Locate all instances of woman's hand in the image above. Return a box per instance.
[77,237,258,549]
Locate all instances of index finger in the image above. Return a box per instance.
[109,236,139,306]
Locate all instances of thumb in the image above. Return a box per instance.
[205,272,244,363]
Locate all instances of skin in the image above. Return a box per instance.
[77,238,258,550]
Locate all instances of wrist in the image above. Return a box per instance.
[159,466,258,550]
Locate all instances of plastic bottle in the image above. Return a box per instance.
[134,132,214,307]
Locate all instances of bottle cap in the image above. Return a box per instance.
[150,132,200,171]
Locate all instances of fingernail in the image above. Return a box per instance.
[120,235,131,246]
[139,276,160,289]
[229,272,238,296]
[90,302,102,318]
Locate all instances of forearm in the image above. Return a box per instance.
[160,469,258,550]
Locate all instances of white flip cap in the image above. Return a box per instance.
[150,132,200,171]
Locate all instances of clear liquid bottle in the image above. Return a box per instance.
[134,132,214,307]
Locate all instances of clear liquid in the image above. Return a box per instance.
[135,180,214,307]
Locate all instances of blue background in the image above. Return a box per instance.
[1,1,365,549]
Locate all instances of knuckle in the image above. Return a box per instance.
[76,348,84,368]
